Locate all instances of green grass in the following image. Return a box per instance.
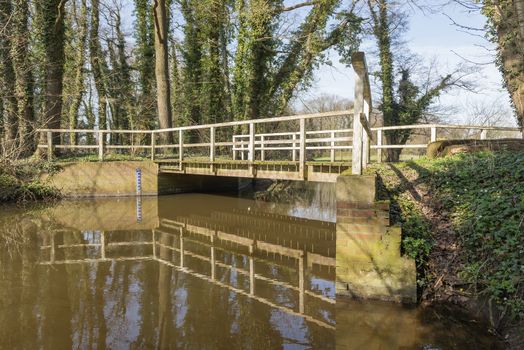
[366,151,524,319]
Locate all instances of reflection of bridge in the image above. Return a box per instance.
[36,51,521,183]
[39,206,336,330]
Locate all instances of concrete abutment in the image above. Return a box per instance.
[40,161,241,197]
[335,174,417,303]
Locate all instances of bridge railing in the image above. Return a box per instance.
[34,51,522,177]
[232,128,353,162]
[371,124,522,162]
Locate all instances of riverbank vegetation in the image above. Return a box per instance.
[0,159,59,202]
[367,150,524,341]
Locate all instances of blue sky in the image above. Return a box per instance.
[306,3,514,124]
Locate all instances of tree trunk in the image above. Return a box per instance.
[487,1,524,130]
[37,0,67,148]
[0,0,18,149]
[68,0,88,145]
[153,0,173,144]
[90,0,109,131]
[510,0,524,129]
[12,0,35,154]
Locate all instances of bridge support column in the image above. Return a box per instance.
[336,174,416,303]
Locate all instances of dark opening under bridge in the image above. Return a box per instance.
[36,53,522,182]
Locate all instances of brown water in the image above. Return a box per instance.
[0,193,503,349]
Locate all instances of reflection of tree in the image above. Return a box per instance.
[158,227,174,349]
[133,256,158,348]
[42,246,73,349]
[94,255,110,348]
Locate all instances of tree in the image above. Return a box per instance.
[153,0,173,143]
[134,0,156,131]
[11,0,35,153]
[63,0,88,145]
[106,2,134,134]
[35,0,68,147]
[0,0,18,147]
[90,0,110,131]
[478,0,524,130]
[366,0,470,161]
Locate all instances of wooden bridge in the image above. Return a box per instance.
[36,53,522,182]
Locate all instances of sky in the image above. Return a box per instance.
[305,2,515,125]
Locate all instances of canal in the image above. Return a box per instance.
[0,189,502,349]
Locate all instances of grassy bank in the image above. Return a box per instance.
[0,159,60,203]
[366,151,524,326]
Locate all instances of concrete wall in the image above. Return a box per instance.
[41,161,243,198]
[336,175,417,303]
[41,161,160,197]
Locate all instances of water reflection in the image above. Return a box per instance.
[0,194,503,349]
[0,195,335,349]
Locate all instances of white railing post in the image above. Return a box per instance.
[47,131,53,161]
[249,122,255,175]
[150,132,156,160]
[260,135,265,161]
[210,127,215,172]
[377,129,383,163]
[480,129,487,140]
[352,73,364,174]
[330,131,335,162]
[178,129,184,168]
[292,133,297,162]
[232,135,237,160]
[431,126,437,143]
[299,118,306,179]
[363,100,371,168]
[98,131,104,161]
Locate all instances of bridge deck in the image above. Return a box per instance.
[156,159,350,182]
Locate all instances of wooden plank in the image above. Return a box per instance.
[153,109,353,132]
[299,118,306,179]
[210,126,215,172]
[47,131,53,161]
[54,145,99,149]
[151,133,156,160]
[377,129,383,163]
[249,122,255,174]
[352,54,365,175]
[330,131,335,162]
[179,129,184,164]
[98,131,104,161]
